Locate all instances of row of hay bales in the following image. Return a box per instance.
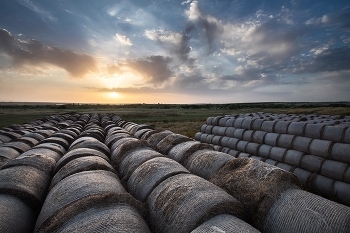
[0,113,350,232]
[194,113,350,206]
[117,119,350,233]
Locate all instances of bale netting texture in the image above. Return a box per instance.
[0,194,37,233]
[167,141,214,165]
[127,157,190,202]
[263,189,350,233]
[68,137,110,156]
[185,149,234,180]
[0,165,51,211]
[54,203,151,233]
[146,130,174,147]
[156,133,193,154]
[147,173,246,233]
[35,170,145,233]
[209,158,301,230]
[191,214,260,233]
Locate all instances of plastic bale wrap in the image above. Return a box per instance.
[0,194,37,233]
[0,147,21,168]
[0,165,51,212]
[185,149,234,180]
[209,158,301,230]
[35,170,145,233]
[147,173,246,233]
[128,157,190,201]
[191,214,260,233]
[156,133,193,154]
[263,188,350,233]
[50,156,116,190]
[167,141,214,165]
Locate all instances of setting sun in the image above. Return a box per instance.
[108,92,120,98]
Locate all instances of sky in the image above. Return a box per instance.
[0,0,349,104]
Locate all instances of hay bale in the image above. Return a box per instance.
[252,130,267,144]
[0,147,21,161]
[110,137,137,152]
[233,118,245,128]
[300,154,325,173]
[292,167,312,189]
[2,141,32,153]
[333,181,350,206]
[16,137,40,147]
[22,132,46,142]
[226,138,240,150]
[147,130,174,147]
[53,203,151,233]
[277,134,295,149]
[320,159,348,181]
[191,214,260,233]
[209,158,301,230]
[194,132,202,141]
[50,156,116,190]
[110,139,150,168]
[233,128,246,139]
[34,143,66,156]
[275,162,293,172]
[225,127,236,137]
[263,189,350,232]
[345,167,350,183]
[69,137,110,156]
[128,157,190,201]
[217,127,227,136]
[227,149,240,157]
[104,133,131,148]
[292,136,312,153]
[147,173,246,233]
[156,133,193,154]
[308,139,333,158]
[287,122,307,136]
[245,143,261,156]
[257,144,272,158]
[211,135,222,145]
[168,141,214,165]
[251,119,265,131]
[21,148,62,162]
[311,174,334,198]
[304,124,325,139]
[185,149,234,180]
[0,135,11,143]
[330,143,350,163]
[264,159,278,166]
[218,117,230,126]
[261,121,276,133]
[269,147,287,162]
[322,126,346,143]
[39,137,70,150]
[343,127,350,143]
[264,133,280,146]
[274,121,291,134]
[283,150,303,166]
[0,166,51,211]
[35,170,145,233]
[219,136,230,147]
[242,130,254,142]
[119,148,164,182]
[0,194,37,233]
[140,129,158,140]
[54,148,109,173]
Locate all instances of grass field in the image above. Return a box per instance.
[1,102,350,138]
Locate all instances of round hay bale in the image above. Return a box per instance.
[212,116,224,126]
[224,118,235,127]
[128,157,190,202]
[343,127,350,143]
[211,135,222,145]
[35,170,145,233]
[236,140,249,153]
[263,133,280,147]
[50,156,116,190]
[147,131,174,147]
[233,118,245,128]
[219,136,230,147]
[226,138,240,150]
[53,203,151,233]
[104,133,131,148]
[55,129,78,139]
[0,147,21,161]
[304,124,325,139]
[251,130,266,144]
[227,149,240,157]
[110,139,150,168]
[274,121,291,134]
[225,127,236,137]
[2,141,32,153]
[308,139,333,158]
[16,137,39,147]
[233,128,246,139]
[50,133,75,144]
[292,136,312,154]
[194,132,202,141]
[238,152,251,158]
[250,155,264,161]
[110,137,137,152]
[21,148,62,162]
[261,121,276,133]
[264,188,350,232]
[251,119,265,131]
[0,194,37,233]
[287,122,307,136]
[200,124,207,133]
[79,130,105,142]
[322,126,346,143]
[134,128,154,139]
[275,162,293,172]
[205,135,215,144]
[245,142,261,156]
[330,143,350,164]
[300,154,325,173]
[34,143,66,156]
[242,130,254,142]
[0,135,11,143]
[344,167,350,183]
[131,124,153,136]
[199,133,208,142]
[54,148,109,173]
[69,137,110,156]
[0,166,51,211]
[39,137,70,150]
[269,147,287,162]
[283,149,303,166]
[292,167,312,189]
[2,154,56,176]
[0,131,22,140]
[311,174,334,198]
[241,118,256,130]
[218,117,230,127]
[191,214,260,233]
[220,147,230,153]
[211,126,221,135]
[23,132,46,142]
[333,181,350,206]
[147,173,246,233]
[156,133,193,154]
[320,159,348,181]
[168,141,214,165]
[140,129,158,140]
[277,134,295,149]
[119,148,164,182]
[209,158,301,230]
[257,144,272,158]
[34,129,54,138]
[185,149,234,180]
[264,159,278,166]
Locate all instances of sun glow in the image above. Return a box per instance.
[108,91,120,98]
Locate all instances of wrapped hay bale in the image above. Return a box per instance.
[263,189,350,232]
[333,181,350,206]
[69,137,110,156]
[167,141,214,165]
[209,158,301,230]
[191,214,260,233]
[50,156,116,190]
[134,128,154,139]
[2,141,32,153]
[147,173,246,233]
[128,157,190,201]
[104,133,131,148]
[146,130,173,147]
[53,203,151,233]
[185,149,234,180]
[140,129,158,140]
[39,137,70,151]
[0,165,51,211]
[0,194,37,233]
[35,170,145,233]
[34,143,66,156]
[110,137,138,152]
[156,133,193,154]
[0,147,21,168]
[54,148,109,173]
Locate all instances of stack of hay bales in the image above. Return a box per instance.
[195,113,350,206]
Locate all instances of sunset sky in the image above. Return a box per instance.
[0,0,349,104]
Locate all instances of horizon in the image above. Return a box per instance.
[0,0,349,104]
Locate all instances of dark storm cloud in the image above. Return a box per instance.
[0,28,97,77]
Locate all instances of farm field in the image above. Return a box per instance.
[1,102,350,137]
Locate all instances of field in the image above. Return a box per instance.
[1,102,350,137]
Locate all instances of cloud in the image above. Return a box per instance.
[108,56,173,85]
[114,33,132,45]
[0,28,97,77]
